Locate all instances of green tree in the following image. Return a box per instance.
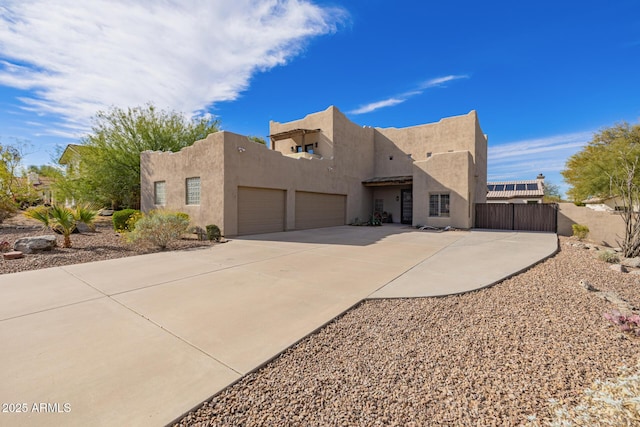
[542,181,563,203]
[562,122,640,256]
[60,104,219,209]
[0,140,40,210]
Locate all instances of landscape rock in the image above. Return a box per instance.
[609,264,628,273]
[579,279,598,292]
[76,222,94,233]
[620,257,640,268]
[3,251,23,260]
[13,235,57,254]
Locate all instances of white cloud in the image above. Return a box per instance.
[348,98,405,115]
[348,74,468,115]
[488,131,593,182]
[0,0,347,135]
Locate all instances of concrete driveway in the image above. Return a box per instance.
[0,225,557,426]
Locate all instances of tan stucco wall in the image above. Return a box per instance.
[141,106,487,235]
[140,133,226,229]
[413,151,473,229]
[558,202,626,247]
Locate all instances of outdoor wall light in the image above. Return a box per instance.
[290,146,295,152]
[396,196,400,201]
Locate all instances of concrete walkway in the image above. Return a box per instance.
[0,226,557,426]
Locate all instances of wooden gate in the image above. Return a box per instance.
[475,203,557,232]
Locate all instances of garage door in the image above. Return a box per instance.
[295,191,346,230]
[238,187,285,235]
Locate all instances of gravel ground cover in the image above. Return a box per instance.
[174,237,639,426]
[0,217,212,275]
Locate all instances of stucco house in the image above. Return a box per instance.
[141,106,487,236]
[486,174,545,204]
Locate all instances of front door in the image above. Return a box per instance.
[401,189,413,224]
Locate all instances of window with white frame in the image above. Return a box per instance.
[186,177,200,205]
[429,193,450,217]
[154,181,166,205]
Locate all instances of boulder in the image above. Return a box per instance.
[13,235,57,254]
[620,257,640,268]
[609,264,628,273]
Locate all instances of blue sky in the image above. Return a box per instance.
[1,0,639,196]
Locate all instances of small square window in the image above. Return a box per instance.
[429,193,450,217]
[186,177,200,205]
[154,181,166,205]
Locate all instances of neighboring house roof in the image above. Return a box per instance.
[58,144,92,165]
[486,180,544,199]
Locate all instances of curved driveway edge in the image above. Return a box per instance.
[0,226,557,427]
[370,229,559,298]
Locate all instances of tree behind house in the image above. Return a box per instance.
[57,104,219,209]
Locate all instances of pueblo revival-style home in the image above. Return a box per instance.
[140,106,488,236]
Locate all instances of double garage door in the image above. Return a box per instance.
[237,187,346,235]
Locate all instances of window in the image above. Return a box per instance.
[429,193,450,217]
[505,184,515,191]
[154,181,166,205]
[304,143,314,154]
[526,183,538,191]
[374,199,384,213]
[493,184,505,191]
[186,177,200,205]
[487,184,495,191]
[515,183,526,191]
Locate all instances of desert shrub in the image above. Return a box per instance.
[0,197,17,223]
[176,212,190,223]
[599,250,620,264]
[572,224,589,240]
[603,310,640,336]
[126,211,189,249]
[125,211,144,231]
[206,224,221,242]
[112,209,140,232]
[526,359,640,426]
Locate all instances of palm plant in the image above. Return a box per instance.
[23,206,51,230]
[24,203,98,248]
[48,205,77,248]
[75,203,99,231]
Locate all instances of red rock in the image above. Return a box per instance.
[3,251,23,260]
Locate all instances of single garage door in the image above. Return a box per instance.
[295,191,346,230]
[238,187,285,235]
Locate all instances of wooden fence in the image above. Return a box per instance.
[475,203,558,232]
